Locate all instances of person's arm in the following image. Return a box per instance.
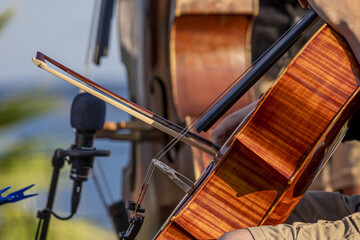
[298,0,360,64]
[217,1,360,239]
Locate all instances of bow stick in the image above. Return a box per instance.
[32,52,219,156]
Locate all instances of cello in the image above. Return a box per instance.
[32,9,360,240]
[154,11,360,239]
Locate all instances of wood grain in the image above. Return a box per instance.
[155,25,360,239]
[171,15,254,119]
[175,0,258,16]
[171,2,258,177]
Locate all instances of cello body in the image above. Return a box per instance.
[155,25,360,239]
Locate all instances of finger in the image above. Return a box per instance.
[210,130,221,144]
[211,127,230,145]
[211,133,228,146]
[298,0,309,8]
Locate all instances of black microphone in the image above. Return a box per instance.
[35,93,110,240]
[68,92,108,214]
[70,92,106,181]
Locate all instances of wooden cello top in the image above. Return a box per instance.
[155,24,360,239]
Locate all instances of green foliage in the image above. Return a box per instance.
[0,205,115,240]
[0,89,57,130]
[0,138,52,187]
[0,206,38,239]
[0,7,116,239]
[0,90,117,239]
[0,7,15,35]
[0,89,58,183]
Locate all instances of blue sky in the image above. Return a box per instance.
[0,0,126,89]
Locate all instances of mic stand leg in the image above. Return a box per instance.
[35,149,66,240]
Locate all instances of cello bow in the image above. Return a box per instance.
[32,52,219,157]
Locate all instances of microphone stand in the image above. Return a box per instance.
[35,147,110,240]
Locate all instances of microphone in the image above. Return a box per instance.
[35,93,110,240]
[68,93,108,214]
[70,92,106,181]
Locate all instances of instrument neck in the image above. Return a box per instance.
[195,9,319,133]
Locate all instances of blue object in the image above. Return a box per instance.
[0,186,14,204]
[0,184,38,205]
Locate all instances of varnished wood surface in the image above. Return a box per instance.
[175,0,258,16]
[171,6,257,177]
[155,25,360,239]
[171,15,254,119]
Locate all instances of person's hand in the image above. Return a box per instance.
[298,0,360,64]
[298,0,311,8]
[299,1,359,48]
[210,101,257,146]
[298,0,359,30]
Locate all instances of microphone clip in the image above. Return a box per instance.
[63,146,110,182]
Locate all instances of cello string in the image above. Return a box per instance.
[131,9,317,211]
[145,9,317,162]
[96,160,114,202]
[146,10,318,161]
[133,125,194,208]
[91,168,112,216]
[150,9,316,156]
